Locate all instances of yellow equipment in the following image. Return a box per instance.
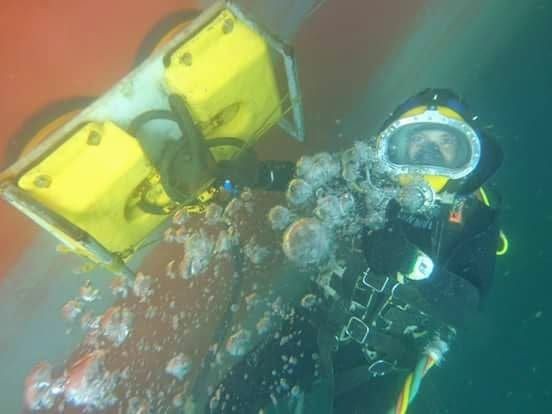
[0,1,305,277]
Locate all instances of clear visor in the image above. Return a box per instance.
[385,123,473,171]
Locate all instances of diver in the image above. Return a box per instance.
[205,88,504,414]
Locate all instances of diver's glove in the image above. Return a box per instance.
[215,148,260,189]
[362,210,434,281]
[215,150,295,192]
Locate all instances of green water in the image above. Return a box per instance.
[413,5,552,413]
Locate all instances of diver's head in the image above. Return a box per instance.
[376,89,502,194]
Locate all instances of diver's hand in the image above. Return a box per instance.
[215,149,260,189]
[215,151,295,192]
[363,220,433,281]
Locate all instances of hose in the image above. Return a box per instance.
[390,338,449,414]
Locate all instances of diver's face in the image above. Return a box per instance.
[407,128,458,167]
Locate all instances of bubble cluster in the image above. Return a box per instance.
[313,193,355,228]
[99,306,134,346]
[278,140,402,269]
[296,153,340,188]
[32,137,410,412]
[133,272,154,301]
[222,198,243,225]
[163,227,176,243]
[24,362,57,410]
[214,229,234,255]
[180,229,214,279]
[341,145,367,183]
[64,350,118,409]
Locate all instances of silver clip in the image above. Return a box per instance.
[368,359,395,377]
[362,273,389,292]
[345,316,370,344]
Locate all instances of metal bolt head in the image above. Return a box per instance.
[34,174,51,188]
[222,18,234,34]
[87,130,102,145]
[180,52,192,66]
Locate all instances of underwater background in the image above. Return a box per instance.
[0,0,550,412]
[414,4,552,413]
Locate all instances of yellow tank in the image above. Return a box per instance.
[164,8,283,161]
[17,121,170,256]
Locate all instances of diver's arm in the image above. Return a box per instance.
[255,160,296,191]
[415,217,500,327]
[362,210,499,326]
[441,213,500,301]
[215,153,295,192]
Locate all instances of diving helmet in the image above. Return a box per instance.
[376,89,502,195]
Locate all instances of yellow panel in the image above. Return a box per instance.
[164,9,283,160]
[402,106,464,121]
[18,122,169,253]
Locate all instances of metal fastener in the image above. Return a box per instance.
[34,174,51,188]
[222,18,234,34]
[180,52,192,66]
[87,130,102,145]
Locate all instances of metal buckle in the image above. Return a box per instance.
[362,272,389,293]
[345,316,370,344]
[368,359,395,377]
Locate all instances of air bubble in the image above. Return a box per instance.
[268,205,292,231]
[297,153,340,188]
[282,218,330,265]
[62,299,83,322]
[80,280,99,303]
[256,315,273,335]
[165,353,192,381]
[226,329,252,357]
[286,179,313,206]
[300,294,318,309]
